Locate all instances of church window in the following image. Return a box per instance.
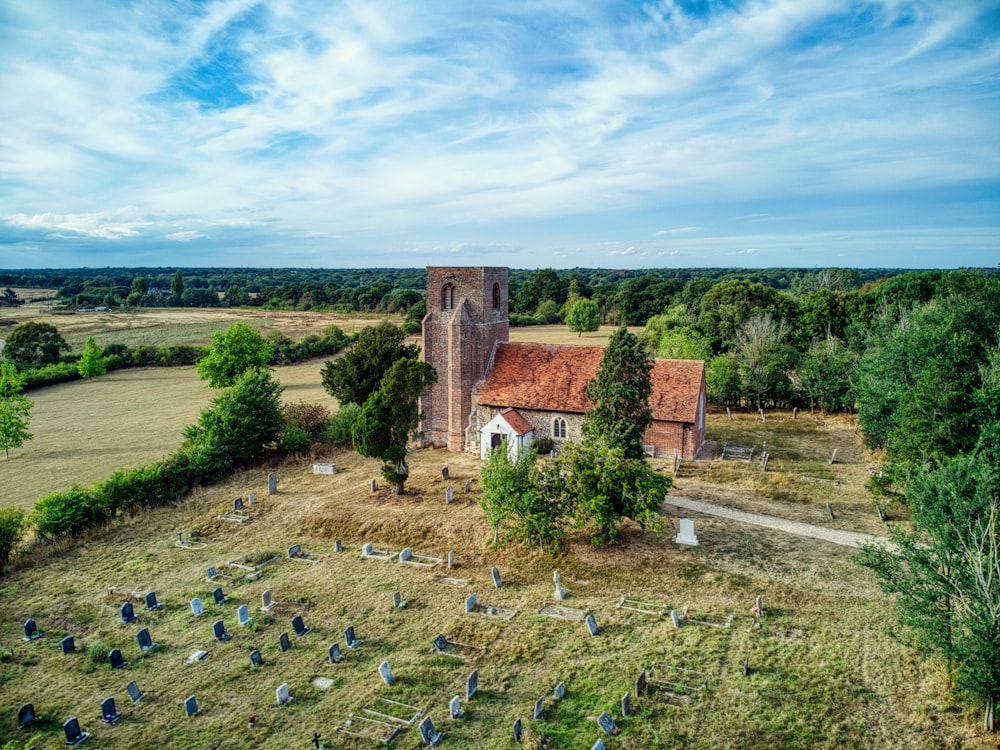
[492,282,501,310]
[442,284,456,310]
[553,417,567,439]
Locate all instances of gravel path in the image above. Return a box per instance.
[663,495,892,549]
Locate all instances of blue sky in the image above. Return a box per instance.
[0,0,997,270]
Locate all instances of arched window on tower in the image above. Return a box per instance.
[492,282,501,311]
[442,284,456,311]
[553,417,567,439]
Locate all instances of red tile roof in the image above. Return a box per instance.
[475,343,704,424]
[497,408,534,436]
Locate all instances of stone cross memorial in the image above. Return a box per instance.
[674,518,699,546]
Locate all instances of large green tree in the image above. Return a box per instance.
[77,337,107,378]
[0,363,33,459]
[196,322,274,388]
[321,321,419,406]
[582,326,653,460]
[2,321,68,367]
[351,358,436,494]
[566,298,601,336]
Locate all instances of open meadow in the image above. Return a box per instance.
[0,306,992,748]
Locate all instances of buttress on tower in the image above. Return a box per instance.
[420,267,509,452]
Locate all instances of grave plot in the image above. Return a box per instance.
[430,633,487,661]
[227,551,281,574]
[286,543,326,564]
[360,543,399,562]
[639,663,711,706]
[616,596,672,616]
[538,601,589,622]
[335,697,423,744]
[434,576,470,587]
[216,497,252,524]
[721,442,755,462]
[464,592,517,621]
[398,547,443,568]
[173,531,207,550]
[678,608,734,628]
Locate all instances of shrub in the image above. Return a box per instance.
[534,436,555,455]
[323,402,362,446]
[281,401,331,440]
[157,345,206,367]
[33,486,108,541]
[22,362,79,389]
[278,424,311,452]
[0,507,26,573]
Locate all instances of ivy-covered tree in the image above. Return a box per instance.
[321,321,419,407]
[351,358,436,494]
[582,326,653,460]
[77,337,107,378]
[196,322,273,388]
[2,321,68,367]
[0,363,33,459]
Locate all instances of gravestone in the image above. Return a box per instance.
[334,539,343,553]
[445,486,454,504]
[634,669,647,697]
[433,634,449,652]
[553,570,567,600]
[248,492,255,504]
[392,591,406,609]
[190,598,204,616]
[491,566,502,588]
[313,462,337,475]
[136,627,156,652]
[234,497,244,511]
[621,691,632,716]
[287,544,302,558]
[250,649,263,667]
[101,696,121,723]
[598,711,620,736]
[108,648,128,670]
[419,715,443,746]
[279,632,291,652]
[184,695,199,717]
[22,618,42,641]
[212,587,226,605]
[345,625,360,648]
[448,550,454,569]
[554,682,565,700]
[674,518,699,545]
[465,593,477,613]
[63,717,89,745]
[585,613,600,636]
[441,467,449,480]
[362,543,374,556]
[261,590,274,612]
[276,683,291,705]
[206,566,217,581]
[121,601,137,623]
[126,680,145,704]
[464,478,472,492]
[450,695,463,719]
[237,604,252,626]
[399,547,412,562]
[466,670,478,701]
[378,660,395,686]
[328,643,343,663]
[268,472,277,495]
[370,479,377,493]
[185,649,208,664]
[145,591,162,610]
[61,635,75,654]
[670,609,682,628]
[16,703,35,730]
[533,696,544,719]
[513,717,523,743]
[755,594,764,617]
[213,620,231,642]
[292,615,310,637]
[592,740,606,750]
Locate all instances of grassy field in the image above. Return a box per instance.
[0,308,992,748]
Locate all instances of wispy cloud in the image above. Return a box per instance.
[0,0,996,268]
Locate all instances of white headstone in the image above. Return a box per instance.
[190,598,204,616]
[399,547,412,562]
[445,486,454,504]
[267,472,277,495]
[674,518,699,546]
[261,590,274,611]
[276,683,291,705]
[450,695,463,719]
[447,550,455,569]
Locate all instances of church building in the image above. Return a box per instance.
[420,267,707,460]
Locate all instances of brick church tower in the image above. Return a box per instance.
[421,267,509,451]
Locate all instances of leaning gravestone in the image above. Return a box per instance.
[250,649,264,667]
[592,740,606,750]
[237,604,252,626]
[287,543,302,559]
[378,660,395,686]
[466,670,479,701]
[598,712,620,736]
[108,648,128,671]
[621,691,633,716]
[100,696,121,723]
[184,695,199,717]
[17,703,35,730]
[205,566,217,581]
[145,591,162,610]
[465,593,477,613]
[213,620,231,642]
[121,601,137,624]
[22,618,42,641]
[328,643,343,664]
[136,627,156,652]
[554,682,565,700]
[190,598,204,616]
[292,615,310,637]
[279,632,291,652]
[449,695,463,719]
[670,609,682,628]
[533,696,544,719]
[63,716,89,745]
[492,566,502,588]
[419,715,443,746]
[513,717,523,743]
[392,591,406,609]
[61,635,75,654]
[585,613,600,636]
[126,680,145,704]
[433,634,449,652]
[268,473,277,495]
[212,587,226,605]
[345,625,360,648]
[634,670,647,697]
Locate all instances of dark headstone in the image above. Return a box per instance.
[23,618,42,641]
[585,613,599,636]
[328,643,343,664]
[292,615,310,637]
[513,717,523,743]
[491,566,502,588]
[621,691,632,717]
[17,703,35,730]
[100,696,121,724]
[61,635,75,654]
[126,681,145,704]
[287,544,302,559]
[184,695,199,717]
[108,648,128,670]
[279,632,291,652]
[598,711,620,736]
[441,467,449,480]
[213,620,231,642]
[205,567,217,581]
[120,601,137,624]
[250,649,264,667]
[533,696,544,719]
[136,627,155,652]
[466,670,478,701]
[268,472,277,495]
[634,669,647,697]
[419,715,442,746]
[554,681,565,700]
[344,625,360,648]
[433,634,448,652]
[63,716,89,745]
[145,591,162,610]
[334,539,343,553]
[233,497,244,511]
[464,478,472,492]
[212,587,226,605]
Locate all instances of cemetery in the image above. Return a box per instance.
[0,411,992,749]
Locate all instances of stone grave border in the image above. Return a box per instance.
[286,543,326,564]
[398,547,443,568]
[431,634,487,661]
[216,512,250,524]
[538,601,589,622]
[721,442,755,462]
[616,596,671,616]
[362,697,423,726]
[361,544,400,562]
[434,576,470,587]
[467,598,517,621]
[174,534,207,550]
[335,714,403,744]
[642,663,710,705]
